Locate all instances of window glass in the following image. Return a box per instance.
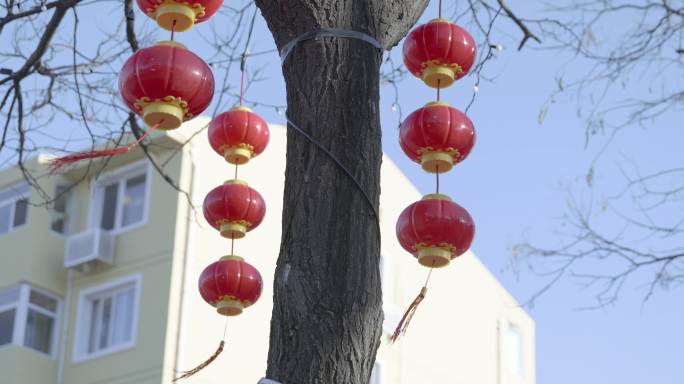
[12,198,27,227]
[100,184,118,230]
[99,297,112,350]
[0,204,11,235]
[0,309,15,346]
[85,283,136,356]
[504,322,523,376]
[24,309,54,354]
[88,299,101,354]
[29,290,58,312]
[0,286,20,307]
[121,175,146,227]
[111,289,134,344]
[51,186,71,234]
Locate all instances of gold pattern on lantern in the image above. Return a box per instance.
[416,147,461,161]
[216,219,252,228]
[419,60,464,88]
[219,143,255,156]
[215,295,253,307]
[145,0,206,18]
[134,96,192,119]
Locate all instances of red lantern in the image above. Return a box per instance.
[136,0,223,32]
[396,194,475,268]
[119,41,214,130]
[203,180,266,239]
[208,107,270,165]
[400,101,475,174]
[199,256,263,316]
[403,19,476,88]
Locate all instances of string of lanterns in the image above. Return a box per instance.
[52,0,269,379]
[390,7,477,342]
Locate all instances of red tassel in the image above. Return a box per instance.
[389,286,427,343]
[48,127,154,174]
[173,340,225,381]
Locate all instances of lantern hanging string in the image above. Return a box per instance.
[173,319,229,381]
[436,165,440,194]
[48,122,160,174]
[390,263,435,343]
[239,7,258,107]
[170,19,177,41]
[438,0,443,19]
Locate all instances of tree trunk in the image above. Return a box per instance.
[254,2,428,383]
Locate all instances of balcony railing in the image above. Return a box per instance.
[64,228,115,269]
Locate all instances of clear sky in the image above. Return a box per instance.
[2,1,682,383]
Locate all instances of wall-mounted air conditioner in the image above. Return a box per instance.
[64,228,115,271]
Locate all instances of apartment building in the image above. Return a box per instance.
[0,117,535,384]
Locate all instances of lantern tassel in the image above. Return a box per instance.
[173,340,225,382]
[389,286,427,343]
[390,265,434,343]
[48,124,157,174]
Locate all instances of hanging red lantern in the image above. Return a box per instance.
[136,0,223,32]
[403,19,476,89]
[203,180,266,239]
[396,194,475,268]
[119,41,214,131]
[400,101,475,174]
[208,107,270,165]
[199,256,263,316]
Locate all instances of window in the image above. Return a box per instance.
[370,361,383,384]
[74,275,141,361]
[51,185,73,235]
[91,164,149,232]
[379,254,400,334]
[0,284,60,356]
[0,182,30,235]
[502,321,524,377]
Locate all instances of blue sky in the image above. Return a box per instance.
[2,1,682,382]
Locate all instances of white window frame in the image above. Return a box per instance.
[87,160,152,235]
[72,274,142,363]
[0,284,61,357]
[51,184,75,236]
[0,182,30,237]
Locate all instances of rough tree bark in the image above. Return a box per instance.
[253,1,428,383]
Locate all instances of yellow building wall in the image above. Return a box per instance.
[59,147,191,384]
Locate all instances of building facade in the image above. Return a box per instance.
[0,118,534,384]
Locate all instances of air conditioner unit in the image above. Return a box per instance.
[64,228,115,271]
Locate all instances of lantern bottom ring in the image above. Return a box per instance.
[421,151,454,174]
[155,3,196,32]
[216,298,244,316]
[224,147,252,165]
[220,222,247,239]
[422,65,456,89]
[143,102,184,130]
[417,247,452,268]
